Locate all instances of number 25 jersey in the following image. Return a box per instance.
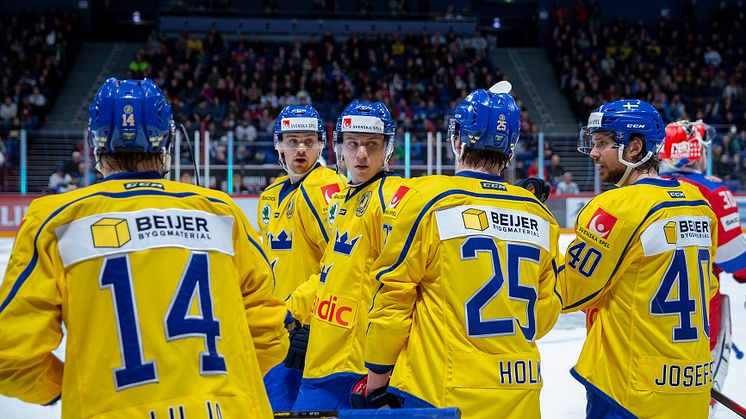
[365,171,562,419]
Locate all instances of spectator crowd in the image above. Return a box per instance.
[0,8,83,190]
[126,27,537,172]
[550,0,746,190]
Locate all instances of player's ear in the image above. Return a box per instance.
[627,136,644,161]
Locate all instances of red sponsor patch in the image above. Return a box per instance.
[320,183,341,205]
[282,119,291,128]
[388,185,411,208]
[586,207,618,239]
[343,117,352,128]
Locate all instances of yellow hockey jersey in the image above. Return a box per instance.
[256,164,345,301]
[559,177,719,419]
[365,171,562,419]
[0,172,288,419]
[287,172,402,380]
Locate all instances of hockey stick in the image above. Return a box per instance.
[274,411,338,418]
[178,123,201,187]
[732,342,744,359]
[712,388,746,418]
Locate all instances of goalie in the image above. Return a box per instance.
[659,119,746,410]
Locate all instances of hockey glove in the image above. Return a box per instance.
[283,323,309,370]
[350,375,402,409]
[515,177,551,203]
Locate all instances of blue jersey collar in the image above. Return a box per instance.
[455,170,505,183]
[279,162,322,203]
[102,171,164,182]
[632,177,680,187]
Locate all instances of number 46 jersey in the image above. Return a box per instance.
[558,178,719,419]
[365,171,562,419]
[0,174,288,419]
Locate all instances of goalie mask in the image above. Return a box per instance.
[659,120,714,172]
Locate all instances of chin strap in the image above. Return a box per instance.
[615,145,653,187]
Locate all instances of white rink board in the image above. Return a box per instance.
[0,236,744,418]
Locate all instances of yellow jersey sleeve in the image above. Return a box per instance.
[233,205,289,375]
[0,206,64,405]
[365,182,425,368]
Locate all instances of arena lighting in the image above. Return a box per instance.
[132,11,142,23]
[493,17,501,29]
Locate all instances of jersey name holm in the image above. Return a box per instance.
[135,214,212,240]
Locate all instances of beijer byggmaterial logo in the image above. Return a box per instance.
[663,221,677,245]
[91,217,131,248]
[462,208,488,231]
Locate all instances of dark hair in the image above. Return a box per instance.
[99,153,166,174]
[629,134,659,175]
[460,147,512,175]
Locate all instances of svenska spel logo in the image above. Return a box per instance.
[388,185,410,208]
[320,183,341,205]
[586,207,617,239]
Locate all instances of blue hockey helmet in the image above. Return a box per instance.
[448,86,520,154]
[88,78,174,154]
[273,105,326,144]
[334,101,396,162]
[578,99,665,155]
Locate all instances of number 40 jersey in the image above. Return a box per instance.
[0,174,288,419]
[559,178,719,419]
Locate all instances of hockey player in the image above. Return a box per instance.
[286,101,403,411]
[257,105,345,410]
[659,119,746,405]
[0,78,288,418]
[560,100,719,418]
[359,84,563,417]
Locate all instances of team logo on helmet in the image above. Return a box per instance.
[343,117,353,129]
[496,114,507,132]
[282,119,291,129]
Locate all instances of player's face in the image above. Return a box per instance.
[280,132,321,174]
[589,131,626,184]
[341,133,386,184]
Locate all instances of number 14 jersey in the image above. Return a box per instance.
[0,174,288,419]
